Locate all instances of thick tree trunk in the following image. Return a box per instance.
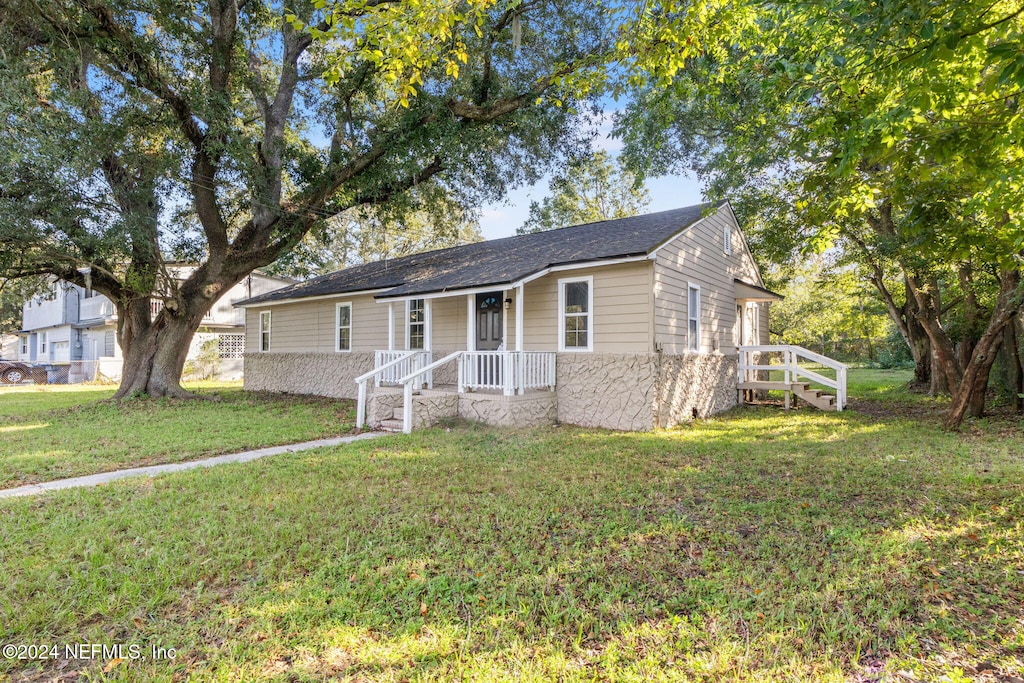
[1009,317,1024,414]
[112,269,245,399]
[114,315,198,398]
[929,347,949,396]
[943,270,1024,429]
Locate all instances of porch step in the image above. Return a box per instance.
[378,405,406,432]
[790,383,837,411]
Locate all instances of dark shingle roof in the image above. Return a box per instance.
[238,203,717,305]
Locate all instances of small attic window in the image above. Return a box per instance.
[724,222,733,255]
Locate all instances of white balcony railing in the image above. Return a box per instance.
[79,296,115,321]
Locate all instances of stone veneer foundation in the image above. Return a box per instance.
[245,351,738,430]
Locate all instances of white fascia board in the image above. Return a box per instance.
[377,283,516,303]
[234,288,391,308]
[646,214,712,259]
[720,200,769,288]
[515,255,650,288]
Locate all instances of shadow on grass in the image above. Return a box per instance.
[1,406,1021,681]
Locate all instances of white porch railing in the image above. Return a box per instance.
[356,350,558,432]
[458,351,556,395]
[738,344,848,410]
[398,351,462,433]
[355,351,431,428]
[373,350,432,387]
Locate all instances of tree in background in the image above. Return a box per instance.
[517,151,650,234]
[267,192,482,279]
[619,0,1024,428]
[767,256,894,363]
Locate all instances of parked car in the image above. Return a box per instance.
[0,357,34,384]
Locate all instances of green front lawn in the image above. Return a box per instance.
[1,370,1022,681]
[0,382,356,488]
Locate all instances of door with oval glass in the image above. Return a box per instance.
[476,292,503,350]
[475,292,503,388]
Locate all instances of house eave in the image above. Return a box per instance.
[234,287,393,308]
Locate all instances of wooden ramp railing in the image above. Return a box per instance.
[738,345,848,412]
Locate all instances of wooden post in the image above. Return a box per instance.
[403,382,413,434]
[388,302,395,351]
[466,294,474,351]
[515,284,524,352]
[356,379,367,428]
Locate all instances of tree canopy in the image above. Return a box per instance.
[618,0,1024,427]
[517,151,650,234]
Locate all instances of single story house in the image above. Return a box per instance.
[236,201,804,431]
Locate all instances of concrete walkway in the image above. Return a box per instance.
[0,432,385,499]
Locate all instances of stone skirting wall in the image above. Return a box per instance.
[554,353,659,431]
[243,352,375,399]
[553,352,738,431]
[408,393,459,429]
[458,392,557,428]
[655,354,738,428]
[248,351,739,432]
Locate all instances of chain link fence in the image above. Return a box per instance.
[0,360,124,385]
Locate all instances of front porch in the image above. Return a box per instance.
[356,349,557,433]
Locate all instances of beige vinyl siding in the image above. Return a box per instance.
[428,295,465,350]
[520,261,652,352]
[654,207,764,355]
[245,293,389,353]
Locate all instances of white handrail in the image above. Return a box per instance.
[738,344,848,410]
[355,352,423,429]
[397,351,462,434]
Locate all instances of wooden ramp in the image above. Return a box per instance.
[738,345,848,412]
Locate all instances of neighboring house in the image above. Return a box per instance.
[18,267,292,382]
[236,201,830,432]
[0,334,17,359]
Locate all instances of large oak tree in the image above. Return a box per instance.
[1,0,716,397]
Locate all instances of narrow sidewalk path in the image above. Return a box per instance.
[0,432,386,499]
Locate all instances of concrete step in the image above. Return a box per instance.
[391,405,404,420]
[379,418,404,432]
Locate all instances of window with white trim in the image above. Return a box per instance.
[259,311,271,352]
[407,299,425,350]
[688,284,701,352]
[336,302,352,352]
[20,336,28,355]
[558,276,593,351]
[39,332,47,355]
[723,222,733,254]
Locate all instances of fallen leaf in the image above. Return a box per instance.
[420,601,428,617]
[103,658,123,673]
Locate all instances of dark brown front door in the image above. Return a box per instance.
[476,292,503,350]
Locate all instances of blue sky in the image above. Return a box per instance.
[477,113,705,239]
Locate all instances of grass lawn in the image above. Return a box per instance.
[1,370,1022,682]
[0,382,356,488]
